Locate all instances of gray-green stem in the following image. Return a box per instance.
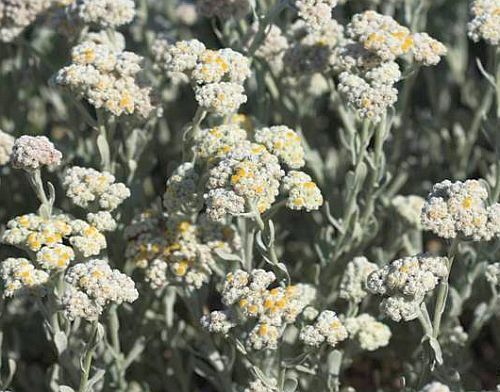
[96,110,112,173]
[432,238,460,341]
[27,169,51,219]
[78,321,99,392]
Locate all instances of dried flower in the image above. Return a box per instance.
[411,33,447,66]
[10,135,62,171]
[468,0,500,46]
[68,0,136,29]
[339,256,379,304]
[296,0,338,32]
[200,310,235,335]
[0,0,52,42]
[0,258,49,298]
[219,269,315,350]
[194,82,248,115]
[338,71,398,123]
[281,171,323,211]
[367,254,448,322]
[254,126,305,169]
[344,313,391,351]
[125,211,241,289]
[421,179,500,241]
[56,40,154,118]
[63,258,138,321]
[204,141,284,219]
[300,310,348,347]
[63,166,130,211]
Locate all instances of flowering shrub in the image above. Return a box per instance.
[0,0,499,391]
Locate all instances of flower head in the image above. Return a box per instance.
[421,179,500,241]
[10,136,62,171]
[63,258,138,321]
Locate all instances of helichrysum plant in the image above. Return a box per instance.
[0,0,499,391]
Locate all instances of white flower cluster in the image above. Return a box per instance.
[284,19,345,76]
[337,71,398,123]
[2,213,107,260]
[220,269,316,350]
[0,258,49,298]
[468,0,500,46]
[163,163,202,215]
[190,123,322,221]
[299,310,348,347]
[336,11,446,122]
[62,166,130,214]
[344,313,391,351]
[347,11,447,64]
[200,310,235,335]
[250,24,289,74]
[153,39,251,115]
[281,171,324,212]
[125,211,241,289]
[367,254,448,322]
[59,0,136,29]
[419,382,450,392]
[63,258,138,321]
[56,39,154,118]
[339,256,379,304]
[192,124,248,161]
[204,142,282,220]
[10,135,62,171]
[296,0,338,31]
[0,130,15,166]
[421,179,500,241]
[0,0,51,42]
[195,83,247,115]
[197,0,250,20]
[255,126,305,169]
[392,195,425,228]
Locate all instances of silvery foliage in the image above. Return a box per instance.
[0,0,498,391]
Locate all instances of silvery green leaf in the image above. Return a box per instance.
[85,368,105,392]
[256,231,266,251]
[47,182,56,206]
[253,367,276,388]
[267,220,276,245]
[124,336,146,370]
[234,339,247,355]
[213,248,242,263]
[283,378,298,392]
[345,170,356,190]
[473,302,488,321]
[276,262,289,274]
[448,287,463,318]
[59,386,75,392]
[54,331,68,355]
[96,133,111,170]
[327,350,342,375]
[476,58,496,88]
[96,323,106,344]
[1,358,16,389]
[354,162,367,187]
[429,337,443,365]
